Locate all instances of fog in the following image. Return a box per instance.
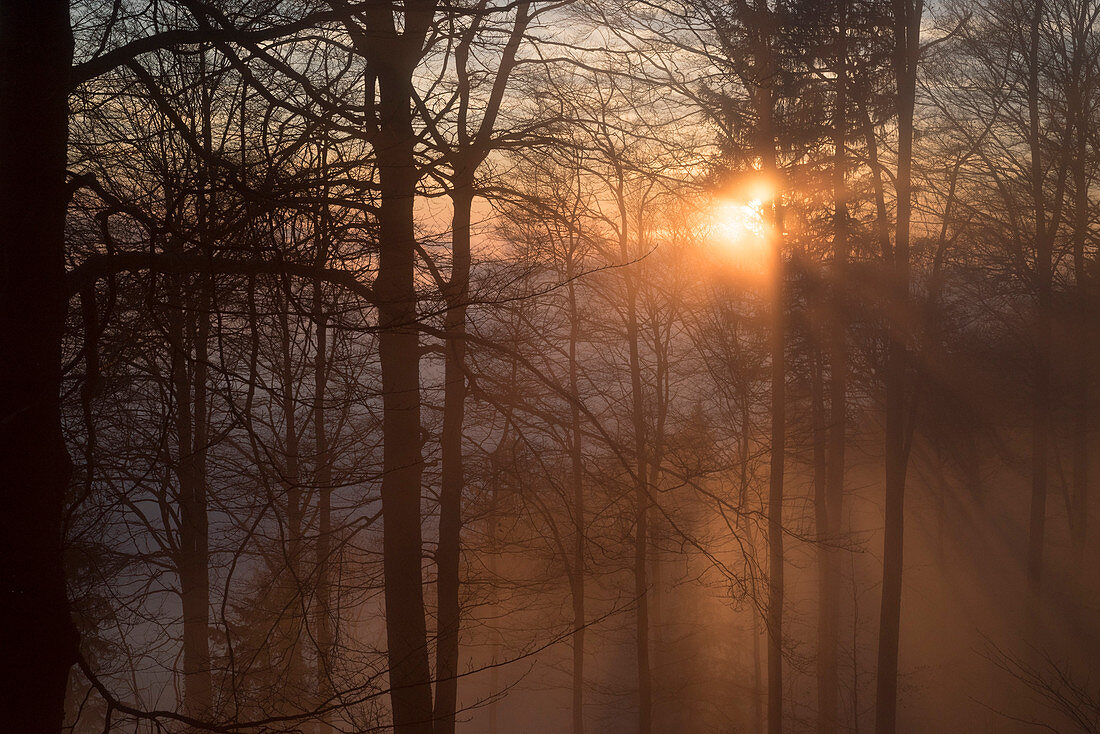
[3,0,1100,733]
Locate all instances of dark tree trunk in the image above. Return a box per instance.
[749,2,784,731]
[647,282,669,734]
[819,8,848,732]
[1025,0,1052,639]
[874,2,920,733]
[568,263,586,734]
[314,188,335,734]
[1069,71,1090,630]
[740,390,764,734]
[169,277,212,719]
[0,1,79,731]
[626,263,652,734]
[342,6,440,728]
[432,10,527,726]
[178,54,216,719]
[375,56,434,734]
[812,343,834,734]
[766,261,785,734]
[434,177,473,734]
[277,290,307,709]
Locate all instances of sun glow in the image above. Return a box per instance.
[708,197,771,271]
[713,199,766,242]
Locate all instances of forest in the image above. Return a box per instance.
[1,0,1099,732]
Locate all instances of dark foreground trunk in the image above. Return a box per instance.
[0,1,79,731]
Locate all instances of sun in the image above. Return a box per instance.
[708,198,770,269]
[713,199,766,241]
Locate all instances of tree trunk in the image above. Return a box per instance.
[739,386,763,734]
[314,315,335,733]
[0,3,79,730]
[752,608,765,734]
[647,283,669,733]
[568,261,586,734]
[819,8,848,731]
[314,183,335,734]
[375,55,434,734]
[766,259,785,734]
[1025,0,1051,640]
[874,3,921,733]
[1067,16,1089,635]
[626,266,652,734]
[277,291,306,710]
[171,278,212,719]
[434,177,473,734]
[812,342,835,734]
[178,53,215,720]
[750,2,784,730]
[433,8,528,723]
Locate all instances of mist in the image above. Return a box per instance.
[2,0,1099,732]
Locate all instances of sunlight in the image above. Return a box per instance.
[707,197,771,272]
[713,199,766,244]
